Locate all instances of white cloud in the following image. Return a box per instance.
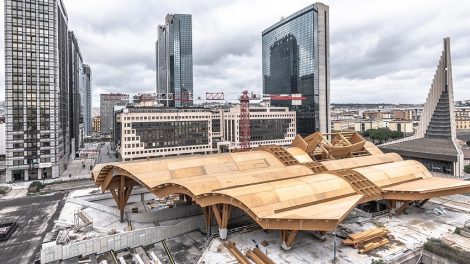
[1,0,470,107]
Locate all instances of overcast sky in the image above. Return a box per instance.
[1,0,470,107]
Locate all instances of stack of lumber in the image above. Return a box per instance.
[246,248,276,264]
[343,227,389,253]
[223,241,277,264]
[223,241,250,264]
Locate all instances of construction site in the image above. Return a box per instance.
[36,39,470,263]
[35,131,470,264]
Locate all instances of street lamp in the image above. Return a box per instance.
[333,228,337,263]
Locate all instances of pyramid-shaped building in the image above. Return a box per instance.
[380,38,464,177]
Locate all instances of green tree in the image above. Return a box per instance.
[390,130,404,139]
[464,165,470,174]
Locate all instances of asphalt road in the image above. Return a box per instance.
[0,192,65,264]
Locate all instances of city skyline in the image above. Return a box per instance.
[1,0,470,107]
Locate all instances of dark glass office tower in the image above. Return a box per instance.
[68,31,82,157]
[4,0,71,181]
[262,3,330,136]
[156,14,193,107]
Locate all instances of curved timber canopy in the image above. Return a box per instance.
[92,132,470,248]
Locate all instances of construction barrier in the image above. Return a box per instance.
[40,215,205,263]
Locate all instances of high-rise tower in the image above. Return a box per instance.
[156,14,193,107]
[262,3,330,136]
[4,0,71,181]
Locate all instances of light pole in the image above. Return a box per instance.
[333,228,337,263]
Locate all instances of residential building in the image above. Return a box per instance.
[455,107,470,130]
[393,109,413,121]
[156,14,193,107]
[100,93,129,136]
[362,111,383,120]
[115,105,296,161]
[262,3,330,136]
[4,0,71,181]
[81,64,92,136]
[380,38,464,177]
[92,116,101,134]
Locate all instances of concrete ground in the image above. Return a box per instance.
[199,197,470,264]
[145,230,206,264]
[0,192,65,264]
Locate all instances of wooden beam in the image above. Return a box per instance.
[119,176,125,222]
[124,185,134,205]
[223,241,250,264]
[202,206,212,235]
[395,201,409,215]
[109,188,119,207]
[221,204,232,228]
[252,248,275,264]
[211,204,223,227]
[417,199,430,207]
[246,249,265,264]
[286,230,298,247]
[280,230,298,249]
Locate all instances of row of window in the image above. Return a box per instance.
[124,145,211,156]
[122,115,210,121]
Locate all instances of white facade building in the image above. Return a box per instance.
[115,106,296,161]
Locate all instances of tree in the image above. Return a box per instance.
[390,130,404,139]
[464,165,470,174]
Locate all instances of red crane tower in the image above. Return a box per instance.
[239,90,251,151]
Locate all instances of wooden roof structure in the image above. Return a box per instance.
[92,132,470,249]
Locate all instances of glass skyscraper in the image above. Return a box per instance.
[262,3,330,136]
[156,14,193,107]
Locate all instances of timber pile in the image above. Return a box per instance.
[246,248,276,264]
[223,241,250,264]
[223,241,277,264]
[343,227,389,253]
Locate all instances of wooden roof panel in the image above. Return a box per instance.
[92,137,470,231]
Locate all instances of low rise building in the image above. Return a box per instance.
[115,105,296,161]
[92,116,101,134]
[331,119,413,134]
[455,107,470,130]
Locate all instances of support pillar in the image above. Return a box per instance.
[211,204,232,240]
[110,176,134,222]
[185,195,193,205]
[395,201,410,215]
[24,169,29,181]
[417,199,429,207]
[202,206,213,236]
[280,230,298,250]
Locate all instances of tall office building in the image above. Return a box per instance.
[100,93,129,136]
[81,64,92,136]
[262,3,330,136]
[4,0,71,181]
[156,14,193,107]
[68,31,82,158]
